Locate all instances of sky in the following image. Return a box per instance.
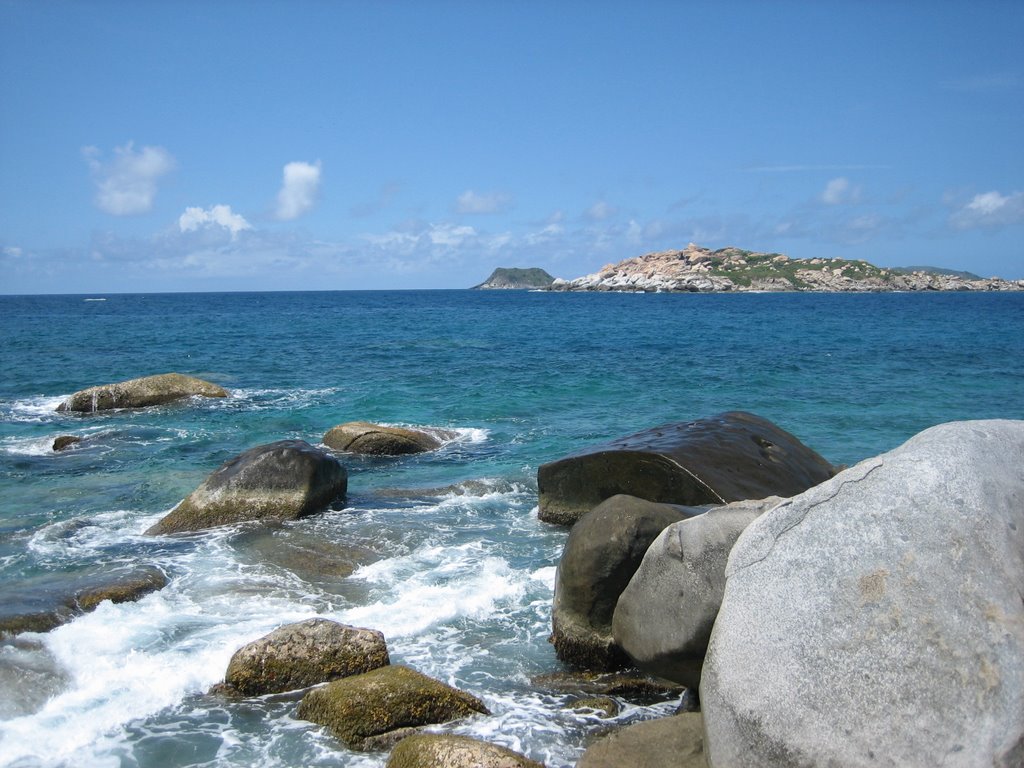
[1,0,1022,293]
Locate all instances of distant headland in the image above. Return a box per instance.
[534,244,1022,293]
[472,267,555,290]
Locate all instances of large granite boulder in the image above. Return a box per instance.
[387,733,544,768]
[701,420,1024,768]
[551,494,705,669]
[576,712,706,768]
[612,497,780,688]
[537,411,835,525]
[145,440,347,535]
[221,618,389,696]
[324,422,454,456]
[57,373,228,412]
[297,664,489,750]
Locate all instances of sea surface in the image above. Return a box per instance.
[1,289,1022,767]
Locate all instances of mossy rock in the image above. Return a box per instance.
[222,618,389,696]
[568,696,621,718]
[323,422,454,456]
[146,440,347,535]
[74,566,168,612]
[57,373,228,412]
[387,733,545,768]
[297,664,489,750]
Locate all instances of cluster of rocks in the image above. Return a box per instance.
[545,413,1024,767]
[548,243,1024,293]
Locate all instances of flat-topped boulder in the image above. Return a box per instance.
[145,440,347,535]
[324,422,454,456]
[386,733,545,768]
[700,420,1024,768]
[220,618,389,696]
[297,664,489,750]
[537,411,835,525]
[57,373,228,412]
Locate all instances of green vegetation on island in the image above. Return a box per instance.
[473,267,555,290]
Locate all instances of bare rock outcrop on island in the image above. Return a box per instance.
[537,411,836,526]
[57,373,228,412]
[548,243,1024,293]
[700,420,1024,768]
[145,440,347,535]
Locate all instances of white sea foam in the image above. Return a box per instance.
[0,435,57,456]
[2,395,67,424]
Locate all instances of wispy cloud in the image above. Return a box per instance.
[455,189,511,215]
[950,190,1024,229]
[179,205,252,239]
[821,177,862,205]
[275,161,322,220]
[585,200,616,221]
[82,142,175,215]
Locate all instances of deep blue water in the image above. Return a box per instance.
[1,289,1022,767]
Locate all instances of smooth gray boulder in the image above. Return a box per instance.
[220,618,389,696]
[701,420,1024,768]
[537,411,835,525]
[551,494,705,669]
[576,712,706,768]
[612,497,780,688]
[57,373,228,412]
[146,440,347,535]
[386,733,545,768]
[324,421,454,455]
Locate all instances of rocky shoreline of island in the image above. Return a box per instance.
[543,243,1024,293]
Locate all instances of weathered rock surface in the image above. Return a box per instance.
[297,664,489,750]
[387,733,545,768]
[221,618,389,696]
[57,373,228,412]
[576,712,706,768]
[612,497,780,688]
[566,695,620,718]
[52,435,82,451]
[74,566,168,612]
[537,411,835,525]
[551,494,706,669]
[473,267,556,290]
[548,243,1024,293]
[324,422,453,456]
[145,440,347,535]
[701,420,1024,768]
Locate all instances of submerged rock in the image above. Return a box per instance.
[74,566,168,612]
[701,420,1024,768]
[145,440,347,535]
[221,618,389,696]
[577,712,706,768]
[386,733,545,768]
[297,664,489,750]
[324,422,454,456]
[612,497,780,688]
[56,373,228,412]
[52,436,82,452]
[551,494,705,670]
[537,411,835,525]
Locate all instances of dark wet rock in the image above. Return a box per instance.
[387,733,545,768]
[56,372,228,412]
[701,420,1024,768]
[74,566,168,612]
[0,609,72,637]
[567,696,620,719]
[612,497,779,688]
[221,618,389,696]
[531,670,683,700]
[577,712,706,768]
[145,440,347,535]
[323,422,454,456]
[551,495,705,670]
[297,664,489,750]
[537,411,835,525]
[52,435,82,452]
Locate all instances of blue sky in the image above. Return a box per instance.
[1,0,1022,293]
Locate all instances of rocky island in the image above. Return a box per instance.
[473,267,555,290]
[548,243,1023,293]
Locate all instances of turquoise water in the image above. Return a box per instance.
[1,289,1022,767]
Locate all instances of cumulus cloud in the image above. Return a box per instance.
[821,177,861,205]
[179,205,252,239]
[82,142,175,215]
[585,200,616,221]
[950,190,1024,229]
[275,161,322,220]
[455,189,511,215]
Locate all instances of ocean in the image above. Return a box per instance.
[1,289,1022,767]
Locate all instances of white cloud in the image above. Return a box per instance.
[585,200,616,221]
[455,190,511,214]
[950,190,1024,229]
[822,177,861,205]
[82,142,175,215]
[178,205,252,239]
[3,246,24,258]
[275,161,322,220]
